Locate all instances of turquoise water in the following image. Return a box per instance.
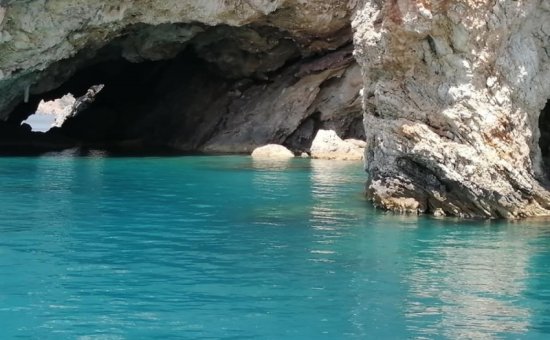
[1,154,550,339]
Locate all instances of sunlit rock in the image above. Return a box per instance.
[352,0,550,218]
[310,129,364,161]
[251,144,295,159]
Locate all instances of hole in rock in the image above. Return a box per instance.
[3,48,247,154]
[21,91,100,133]
[540,100,550,179]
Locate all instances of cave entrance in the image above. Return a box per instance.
[2,24,362,155]
[4,52,206,154]
[540,100,550,179]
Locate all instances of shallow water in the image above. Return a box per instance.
[0,155,549,339]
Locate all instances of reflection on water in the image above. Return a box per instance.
[251,157,295,171]
[308,160,364,264]
[42,147,109,158]
[404,227,532,338]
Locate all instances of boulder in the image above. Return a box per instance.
[251,144,294,159]
[310,129,365,161]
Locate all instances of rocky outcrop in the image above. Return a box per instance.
[48,46,362,152]
[251,144,295,159]
[310,129,365,161]
[352,1,550,218]
[200,50,363,153]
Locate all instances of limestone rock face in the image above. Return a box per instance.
[4,0,550,219]
[310,129,365,161]
[46,46,362,153]
[352,0,550,218]
[251,144,294,159]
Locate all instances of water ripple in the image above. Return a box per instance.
[0,156,549,338]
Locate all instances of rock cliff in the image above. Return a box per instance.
[353,0,550,218]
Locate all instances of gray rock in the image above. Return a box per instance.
[2,0,550,219]
[352,0,550,218]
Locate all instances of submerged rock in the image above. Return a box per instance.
[310,129,365,161]
[251,144,295,159]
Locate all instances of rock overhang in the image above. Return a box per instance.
[0,1,364,157]
[0,0,354,122]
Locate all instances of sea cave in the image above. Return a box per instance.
[1,22,363,156]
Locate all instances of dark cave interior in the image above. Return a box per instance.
[2,50,220,154]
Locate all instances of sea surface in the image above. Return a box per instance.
[1,154,550,339]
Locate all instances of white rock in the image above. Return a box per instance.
[486,76,498,89]
[251,144,294,159]
[310,130,365,161]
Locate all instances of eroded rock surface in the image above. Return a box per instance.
[352,0,550,218]
[201,49,363,153]
[3,0,550,219]
[48,46,362,153]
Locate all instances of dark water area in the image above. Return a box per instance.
[0,155,549,338]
